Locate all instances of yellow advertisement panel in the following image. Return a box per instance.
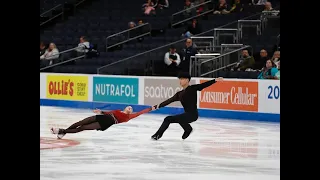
[46,75,88,101]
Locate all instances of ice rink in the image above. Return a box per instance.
[40,106,280,180]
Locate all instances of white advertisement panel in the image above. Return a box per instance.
[258,80,280,114]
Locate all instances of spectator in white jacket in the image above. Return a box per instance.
[75,36,90,53]
[40,43,59,65]
[164,45,181,76]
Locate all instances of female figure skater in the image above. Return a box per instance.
[51,106,154,139]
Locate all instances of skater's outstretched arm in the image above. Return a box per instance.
[192,77,223,91]
[128,107,153,119]
[155,92,179,109]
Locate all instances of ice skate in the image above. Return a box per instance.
[182,127,193,140]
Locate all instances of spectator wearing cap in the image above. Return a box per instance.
[164,45,181,76]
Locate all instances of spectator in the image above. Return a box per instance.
[264,1,273,11]
[271,50,280,68]
[138,20,144,26]
[233,49,255,71]
[75,36,90,53]
[275,61,280,80]
[254,48,269,69]
[213,0,230,14]
[263,2,278,16]
[142,0,156,15]
[229,0,244,13]
[128,21,136,29]
[182,19,202,38]
[196,0,208,15]
[164,45,181,76]
[40,43,59,65]
[257,59,278,79]
[183,0,195,18]
[130,20,144,42]
[156,0,169,9]
[40,42,46,56]
[181,38,198,72]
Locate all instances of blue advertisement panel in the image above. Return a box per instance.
[93,76,139,104]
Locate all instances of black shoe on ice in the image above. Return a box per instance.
[151,134,162,140]
[182,127,193,140]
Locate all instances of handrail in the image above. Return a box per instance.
[200,62,238,77]
[107,32,151,50]
[171,9,214,27]
[97,10,275,74]
[75,0,86,6]
[106,23,150,40]
[200,45,250,65]
[40,4,62,16]
[40,12,64,27]
[172,0,212,16]
[40,55,86,71]
[40,46,86,70]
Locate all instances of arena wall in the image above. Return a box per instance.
[40,73,280,123]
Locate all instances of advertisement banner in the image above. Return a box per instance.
[46,75,88,101]
[258,80,280,114]
[199,80,258,112]
[93,76,139,104]
[144,78,196,107]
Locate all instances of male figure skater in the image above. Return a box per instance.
[151,72,223,140]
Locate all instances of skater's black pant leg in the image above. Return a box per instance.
[64,122,101,133]
[67,115,97,130]
[155,112,197,136]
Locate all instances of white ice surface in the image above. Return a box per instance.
[40,106,280,180]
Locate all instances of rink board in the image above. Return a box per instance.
[40,73,280,123]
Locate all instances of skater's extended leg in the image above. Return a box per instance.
[152,113,196,140]
[66,115,97,130]
[62,122,101,134]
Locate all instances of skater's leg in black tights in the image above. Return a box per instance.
[66,115,97,130]
[63,122,101,134]
[154,113,196,137]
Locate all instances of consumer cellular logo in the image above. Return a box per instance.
[199,80,258,112]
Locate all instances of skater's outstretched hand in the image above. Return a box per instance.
[152,105,158,111]
[93,109,102,114]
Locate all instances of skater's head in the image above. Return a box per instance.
[178,72,191,88]
[124,106,133,114]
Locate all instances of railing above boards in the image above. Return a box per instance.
[40,4,64,27]
[200,45,251,77]
[171,1,213,27]
[106,23,151,50]
[96,11,270,74]
[40,46,86,71]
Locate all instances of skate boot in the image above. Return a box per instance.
[50,128,60,134]
[57,129,66,139]
[182,127,193,140]
[151,133,162,140]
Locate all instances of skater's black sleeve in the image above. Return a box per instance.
[192,79,216,91]
[158,92,180,108]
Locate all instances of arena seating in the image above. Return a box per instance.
[40,0,280,79]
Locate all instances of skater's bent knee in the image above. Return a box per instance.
[164,116,174,122]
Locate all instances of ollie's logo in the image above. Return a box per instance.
[46,75,88,101]
[40,137,80,150]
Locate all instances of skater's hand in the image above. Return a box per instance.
[152,105,158,111]
[216,77,223,82]
[93,109,102,114]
